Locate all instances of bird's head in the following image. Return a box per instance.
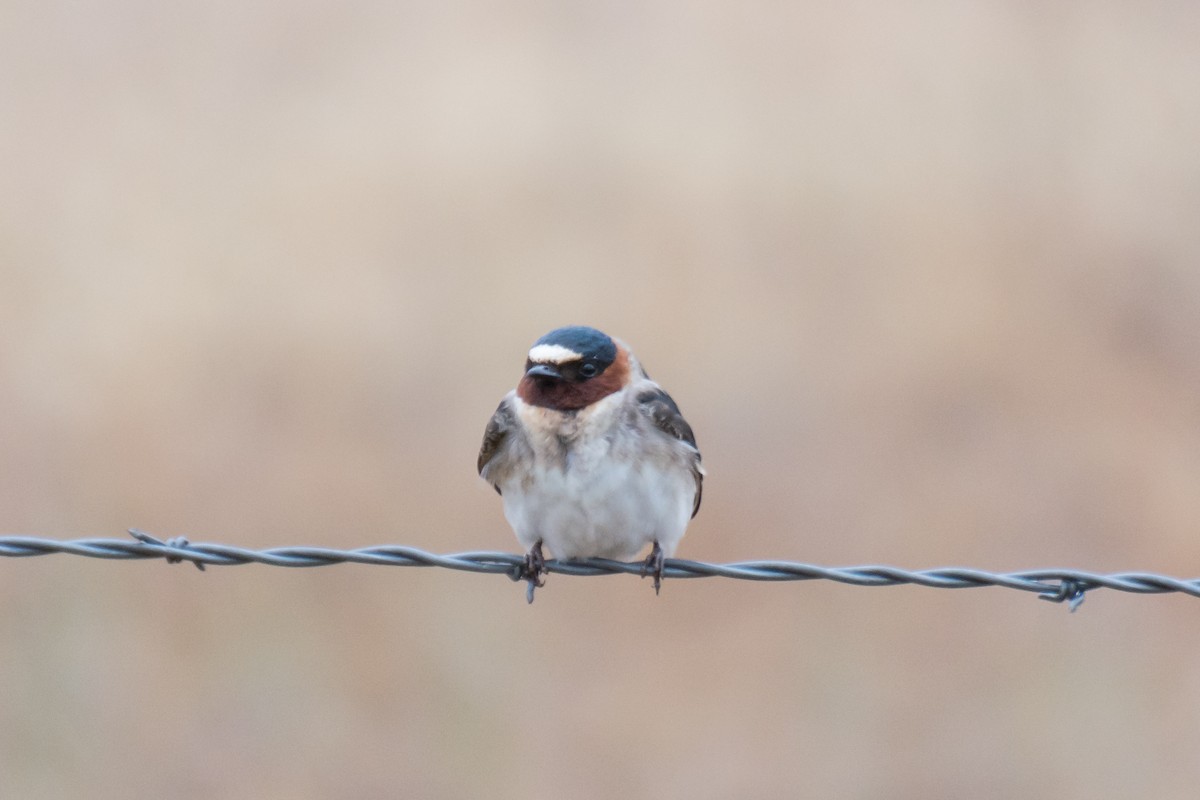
[517,326,637,411]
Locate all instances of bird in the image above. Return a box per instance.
[478,325,704,601]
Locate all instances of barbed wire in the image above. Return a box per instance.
[1,529,1197,610]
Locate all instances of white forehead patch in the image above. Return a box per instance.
[528,343,581,364]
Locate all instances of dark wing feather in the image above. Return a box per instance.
[636,388,704,517]
[477,400,515,494]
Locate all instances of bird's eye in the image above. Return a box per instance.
[579,362,599,378]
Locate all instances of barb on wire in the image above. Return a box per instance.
[1037,577,1089,612]
[0,530,1197,610]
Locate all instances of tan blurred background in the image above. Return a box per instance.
[2,1,1200,797]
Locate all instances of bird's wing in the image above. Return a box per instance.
[477,398,516,494]
[636,387,704,518]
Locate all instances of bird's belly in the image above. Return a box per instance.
[501,460,693,561]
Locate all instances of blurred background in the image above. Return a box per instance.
[2,1,1199,797]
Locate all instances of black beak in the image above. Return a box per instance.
[525,363,562,382]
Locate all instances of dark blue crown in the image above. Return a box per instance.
[534,326,617,364]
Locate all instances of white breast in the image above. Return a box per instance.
[497,394,695,561]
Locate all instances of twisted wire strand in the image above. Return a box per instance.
[1,530,1197,610]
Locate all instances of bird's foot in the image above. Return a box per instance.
[641,541,665,595]
[518,541,547,603]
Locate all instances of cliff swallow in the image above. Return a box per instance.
[478,326,703,601]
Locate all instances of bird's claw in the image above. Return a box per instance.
[641,541,665,595]
[519,541,547,603]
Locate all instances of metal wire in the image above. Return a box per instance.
[1,529,1196,610]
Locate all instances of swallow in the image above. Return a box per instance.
[478,325,704,601]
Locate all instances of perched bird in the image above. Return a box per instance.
[478,325,704,601]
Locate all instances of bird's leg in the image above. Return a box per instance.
[520,540,547,603]
[641,541,665,595]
